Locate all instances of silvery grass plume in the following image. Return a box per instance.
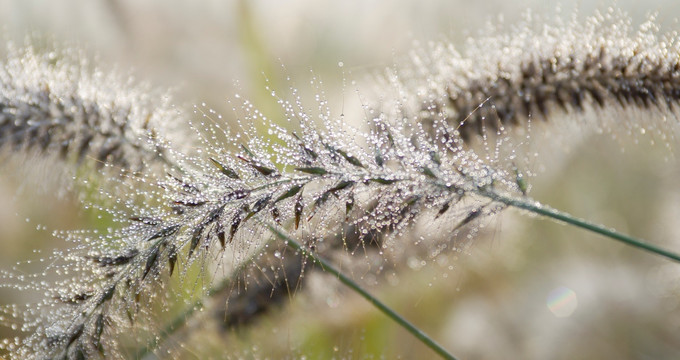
[375,8,680,144]
[2,7,680,360]
[0,43,182,174]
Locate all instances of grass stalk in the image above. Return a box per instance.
[483,191,680,263]
[133,275,231,359]
[266,224,459,360]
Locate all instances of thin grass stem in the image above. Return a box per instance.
[133,276,231,360]
[266,224,459,360]
[483,191,680,263]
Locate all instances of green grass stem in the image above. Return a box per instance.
[266,224,459,360]
[484,191,680,263]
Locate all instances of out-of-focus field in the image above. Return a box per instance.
[1,1,680,358]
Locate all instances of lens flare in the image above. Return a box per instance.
[546,286,578,318]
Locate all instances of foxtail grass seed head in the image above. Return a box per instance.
[2,7,680,360]
[374,8,680,144]
[0,43,185,174]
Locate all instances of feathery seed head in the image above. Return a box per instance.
[0,43,184,173]
[374,9,680,142]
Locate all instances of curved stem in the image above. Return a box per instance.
[483,191,680,263]
[134,275,233,359]
[266,224,459,360]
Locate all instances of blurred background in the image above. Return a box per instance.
[1,0,680,359]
